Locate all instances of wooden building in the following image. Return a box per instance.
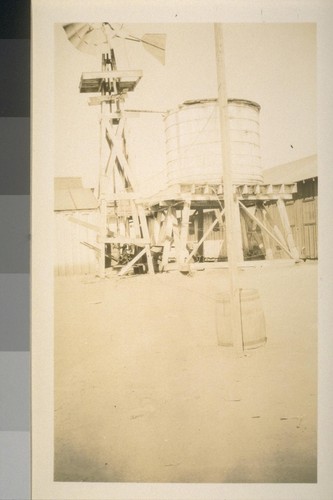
[263,155,317,260]
[54,177,100,276]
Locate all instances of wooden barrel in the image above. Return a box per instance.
[215,289,266,349]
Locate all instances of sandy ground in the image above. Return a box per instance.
[54,261,317,483]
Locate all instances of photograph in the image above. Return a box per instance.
[32,2,333,499]
[52,21,317,484]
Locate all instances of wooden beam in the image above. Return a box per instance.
[197,208,204,258]
[137,204,155,274]
[188,217,219,261]
[171,208,180,263]
[179,200,191,264]
[80,241,101,254]
[117,247,147,276]
[130,201,141,239]
[105,121,138,190]
[255,207,273,259]
[239,201,294,259]
[215,24,244,355]
[153,211,163,245]
[161,207,173,270]
[99,199,108,278]
[88,94,126,106]
[67,216,100,233]
[97,235,149,247]
[276,198,300,259]
[81,69,143,81]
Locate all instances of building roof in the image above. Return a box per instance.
[263,155,317,184]
[54,177,99,211]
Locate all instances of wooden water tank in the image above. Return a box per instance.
[164,98,262,187]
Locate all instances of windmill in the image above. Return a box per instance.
[63,23,166,64]
[63,23,166,277]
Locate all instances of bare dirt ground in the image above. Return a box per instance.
[54,261,317,483]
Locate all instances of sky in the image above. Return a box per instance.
[54,23,316,192]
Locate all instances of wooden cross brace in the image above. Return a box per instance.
[102,119,138,195]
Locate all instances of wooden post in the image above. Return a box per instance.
[137,204,155,274]
[232,198,244,262]
[240,210,250,256]
[179,200,191,265]
[215,24,244,355]
[161,207,173,270]
[197,208,204,261]
[256,206,273,259]
[99,198,107,278]
[171,208,180,264]
[153,211,163,245]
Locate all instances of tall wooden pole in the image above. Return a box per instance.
[214,24,244,355]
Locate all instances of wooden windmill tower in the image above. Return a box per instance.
[63,23,166,277]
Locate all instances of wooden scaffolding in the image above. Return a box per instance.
[76,49,155,277]
[144,181,300,272]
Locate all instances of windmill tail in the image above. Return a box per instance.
[141,34,166,65]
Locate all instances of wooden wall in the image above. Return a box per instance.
[266,178,318,260]
[54,210,100,276]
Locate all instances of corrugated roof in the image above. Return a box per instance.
[263,155,317,184]
[54,177,99,211]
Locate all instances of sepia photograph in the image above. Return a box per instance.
[31,1,333,499]
[53,21,317,483]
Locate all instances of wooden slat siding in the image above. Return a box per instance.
[285,200,303,257]
[302,197,317,259]
[265,178,318,260]
[55,211,100,276]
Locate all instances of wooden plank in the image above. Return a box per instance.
[152,211,163,245]
[240,211,249,255]
[80,241,101,254]
[88,94,126,106]
[161,207,173,270]
[256,207,273,259]
[187,218,219,261]
[117,247,147,276]
[171,208,180,263]
[81,70,143,81]
[104,118,125,177]
[197,208,204,258]
[105,121,138,190]
[277,198,300,259]
[97,235,149,247]
[179,200,191,264]
[239,201,294,258]
[137,204,155,274]
[68,216,100,233]
[215,24,244,355]
[99,199,108,278]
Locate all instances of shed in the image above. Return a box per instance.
[54,178,100,275]
[263,155,317,259]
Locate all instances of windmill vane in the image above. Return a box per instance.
[63,23,166,64]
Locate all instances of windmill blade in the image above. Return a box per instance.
[63,23,167,64]
[63,23,109,56]
[141,34,166,65]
